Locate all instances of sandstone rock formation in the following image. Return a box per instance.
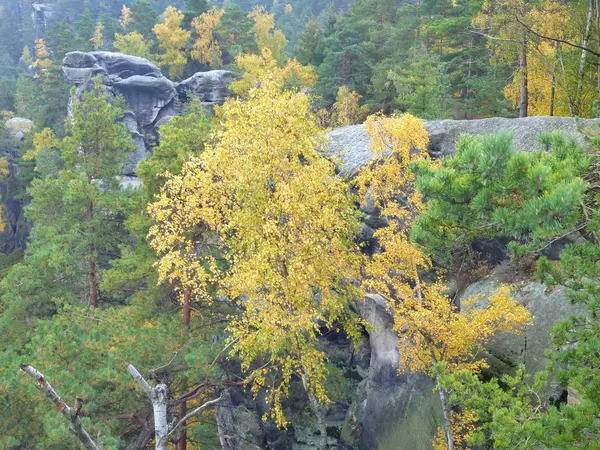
[63,51,235,175]
[4,117,34,141]
[326,116,600,176]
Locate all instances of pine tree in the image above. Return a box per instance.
[129,0,159,40]
[295,17,324,66]
[0,80,135,352]
[412,132,591,265]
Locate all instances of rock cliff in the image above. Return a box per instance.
[63,51,235,175]
[326,117,600,176]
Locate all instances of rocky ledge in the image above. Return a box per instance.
[326,116,600,176]
[63,51,235,175]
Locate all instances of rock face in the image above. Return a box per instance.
[460,266,586,384]
[177,70,236,105]
[325,117,597,449]
[326,116,600,176]
[5,117,34,141]
[63,51,235,175]
[341,294,441,450]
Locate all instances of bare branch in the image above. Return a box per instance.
[160,396,224,445]
[127,364,153,395]
[515,15,600,57]
[19,363,101,450]
[127,364,169,450]
[470,29,518,43]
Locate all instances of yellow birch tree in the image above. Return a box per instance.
[357,114,532,450]
[149,59,362,442]
[153,6,191,80]
[191,7,224,68]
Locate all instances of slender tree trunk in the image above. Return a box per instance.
[438,384,455,450]
[466,40,473,119]
[596,0,600,112]
[302,375,327,450]
[577,0,594,113]
[416,0,421,39]
[128,364,170,450]
[519,34,529,118]
[549,72,556,116]
[87,174,98,308]
[20,364,101,450]
[177,287,192,450]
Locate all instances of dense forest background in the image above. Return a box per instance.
[1,1,600,449]
[2,0,600,129]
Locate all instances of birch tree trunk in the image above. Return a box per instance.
[127,363,223,450]
[519,34,529,118]
[127,364,169,450]
[438,384,455,450]
[20,364,101,450]
[302,374,327,450]
[577,0,594,113]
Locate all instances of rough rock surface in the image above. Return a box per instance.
[460,266,586,384]
[326,117,600,176]
[177,70,236,105]
[4,117,34,141]
[63,51,235,175]
[340,294,441,450]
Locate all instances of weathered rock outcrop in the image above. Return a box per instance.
[325,116,597,449]
[63,51,235,175]
[326,116,600,176]
[461,266,586,384]
[341,294,441,450]
[5,117,34,141]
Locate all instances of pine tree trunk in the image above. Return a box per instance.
[86,174,98,308]
[438,385,455,450]
[177,287,192,450]
[302,375,327,450]
[519,35,529,118]
[549,72,556,116]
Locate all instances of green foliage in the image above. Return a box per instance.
[104,98,213,300]
[0,301,223,449]
[0,84,134,348]
[438,236,600,447]
[412,132,590,264]
[129,0,159,40]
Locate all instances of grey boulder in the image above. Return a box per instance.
[176,70,236,105]
[5,117,34,140]
[326,116,600,176]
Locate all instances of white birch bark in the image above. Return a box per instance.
[127,364,169,450]
[126,363,223,450]
[19,363,101,450]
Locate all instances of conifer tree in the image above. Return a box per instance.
[412,132,591,265]
[0,80,135,348]
[129,0,158,40]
